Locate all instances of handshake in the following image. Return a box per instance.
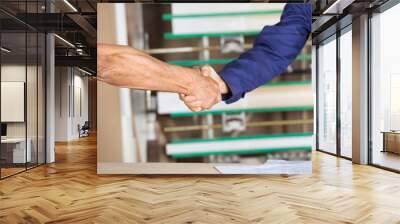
[180,65,229,112]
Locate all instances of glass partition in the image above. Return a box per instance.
[27,30,38,169]
[317,36,337,154]
[1,30,28,177]
[27,0,39,169]
[0,1,46,179]
[339,28,352,158]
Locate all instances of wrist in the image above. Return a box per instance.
[217,77,229,94]
[181,66,201,95]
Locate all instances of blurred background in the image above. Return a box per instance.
[97,3,313,167]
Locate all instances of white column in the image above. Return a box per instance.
[312,45,317,151]
[352,14,369,164]
[46,32,55,163]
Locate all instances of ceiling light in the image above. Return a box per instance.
[54,34,75,48]
[63,0,78,12]
[323,0,354,15]
[78,67,93,76]
[1,47,11,53]
[76,48,86,55]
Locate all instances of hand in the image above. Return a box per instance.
[180,65,228,112]
[181,68,221,112]
[199,65,229,94]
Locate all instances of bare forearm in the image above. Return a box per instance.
[97,43,197,94]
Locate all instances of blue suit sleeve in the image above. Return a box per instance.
[219,3,312,104]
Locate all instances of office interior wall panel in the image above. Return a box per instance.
[73,87,81,137]
[74,74,89,122]
[54,68,90,141]
[54,67,71,141]
[71,74,88,139]
[1,82,25,123]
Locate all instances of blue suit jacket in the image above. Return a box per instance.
[219,3,312,103]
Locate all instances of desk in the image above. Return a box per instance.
[382,131,400,155]
[1,138,31,163]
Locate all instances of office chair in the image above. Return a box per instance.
[79,121,90,138]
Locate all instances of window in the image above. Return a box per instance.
[317,36,337,154]
[339,28,352,158]
[370,2,400,171]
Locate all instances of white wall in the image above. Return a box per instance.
[54,67,89,141]
[72,73,89,138]
[1,65,35,138]
[55,67,69,141]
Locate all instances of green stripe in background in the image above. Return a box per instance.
[162,9,283,21]
[164,31,261,39]
[171,132,313,144]
[170,106,314,117]
[167,53,311,66]
[170,146,312,158]
[295,53,312,61]
[263,80,311,87]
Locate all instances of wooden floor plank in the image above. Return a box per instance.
[1,135,400,223]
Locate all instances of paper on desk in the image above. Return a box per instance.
[214,160,312,174]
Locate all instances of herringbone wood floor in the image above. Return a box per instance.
[1,135,400,224]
